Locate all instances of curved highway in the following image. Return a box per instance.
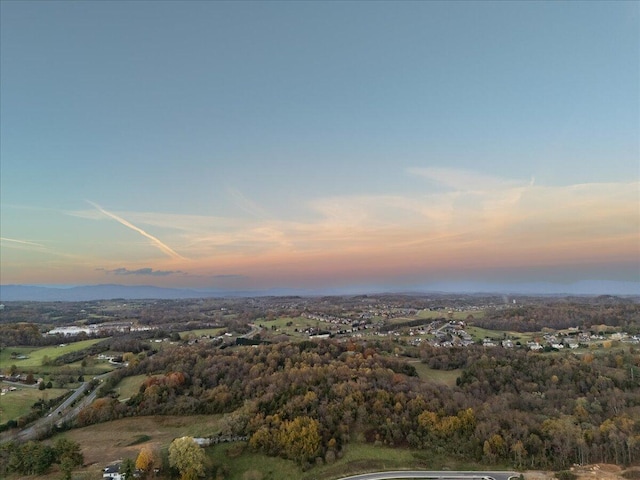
[0,371,112,444]
[336,471,518,480]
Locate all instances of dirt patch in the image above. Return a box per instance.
[47,414,223,467]
[524,465,628,480]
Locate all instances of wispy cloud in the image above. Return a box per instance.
[100,267,183,276]
[85,170,636,263]
[407,167,528,192]
[87,201,187,261]
[50,171,636,288]
[227,187,270,219]
[0,237,45,248]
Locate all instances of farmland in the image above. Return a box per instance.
[0,383,68,424]
[0,338,105,368]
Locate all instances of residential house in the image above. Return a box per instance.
[103,464,125,480]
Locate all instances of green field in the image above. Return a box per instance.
[388,309,484,325]
[179,327,226,339]
[207,442,300,479]
[262,316,320,338]
[412,362,461,387]
[464,325,535,343]
[0,382,69,423]
[0,338,105,369]
[114,374,147,400]
[206,440,492,480]
[416,309,485,320]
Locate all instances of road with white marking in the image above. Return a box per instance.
[336,471,519,480]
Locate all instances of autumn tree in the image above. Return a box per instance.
[136,446,162,476]
[279,416,321,465]
[169,436,205,480]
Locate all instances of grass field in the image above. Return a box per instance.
[49,415,224,470]
[207,442,300,479]
[179,327,226,339]
[206,440,493,480]
[388,309,485,325]
[262,316,320,338]
[114,374,147,400]
[412,362,461,387]
[416,309,485,320]
[0,338,105,369]
[464,325,536,343]
[0,382,68,423]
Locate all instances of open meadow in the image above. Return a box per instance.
[43,415,224,478]
[0,338,105,369]
[0,382,68,423]
[262,316,320,338]
[179,327,226,339]
[412,362,461,387]
[113,374,147,400]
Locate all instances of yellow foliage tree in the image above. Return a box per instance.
[136,446,161,475]
[278,416,321,464]
[169,437,205,480]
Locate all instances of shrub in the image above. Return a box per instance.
[555,471,577,480]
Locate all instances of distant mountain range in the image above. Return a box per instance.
[0,281,638,302]
[0,284,261,302]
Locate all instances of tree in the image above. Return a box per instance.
[121,458,135,479]
[278,416,321,464]
[136,446,161,476]
[54,438,83,480]
[59,456,75,480]
[169,436,205,480]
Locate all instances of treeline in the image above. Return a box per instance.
[0,323,83,347]
[75,339,640,470]
[476,303,640,332]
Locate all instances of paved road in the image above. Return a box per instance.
[241,323,262,339]
[336,471,519,480]
[1,372,112,444]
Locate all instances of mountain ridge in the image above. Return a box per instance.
[1,281,638,302]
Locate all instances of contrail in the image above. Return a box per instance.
[87,201,187,260]
[0,237,45,247]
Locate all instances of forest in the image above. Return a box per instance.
[76,338,640,471]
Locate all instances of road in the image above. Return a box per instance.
[241,323,262,339]
[336,471,519,480]
[1,372,112,444]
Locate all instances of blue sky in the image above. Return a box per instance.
[1,1,638,293]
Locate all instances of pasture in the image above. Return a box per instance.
[0,382,68,423]
[206,440,492,480]
[412,362,461,387]
[52,415,224,467]
[262,316,320,338]
[416,309,485,320]
[179,327,226,339]
[0,338,105,368]
[113,374,147,400]
[464,325,535,343]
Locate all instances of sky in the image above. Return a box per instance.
[1,1,639,294]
